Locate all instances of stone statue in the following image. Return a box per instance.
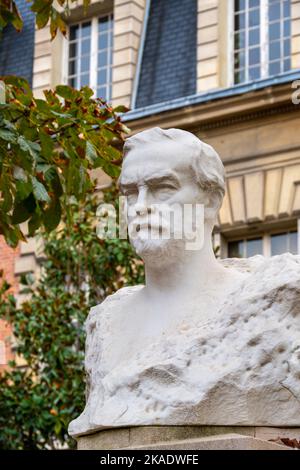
[69,127,300,438]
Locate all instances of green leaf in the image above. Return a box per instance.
[50,110,73,119]
[44,168,63,197]
[28,212,41,237]
[31,177,51,203]
[0,128,17,143]
[86,141,98,165]
[11,1,23,31]
[15,181,32,201]
[80,86,94,100]
[12,201,32,224]
[54,421,62,435]
[113,105,129,113]
[55,86,75,101]
[3,76,32,97]
[31,0,51,13]
[17,136,41,159]
[43,198,61,232]
[35,99,51,115]
[36,8,51,29]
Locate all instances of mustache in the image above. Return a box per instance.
[129,217,168,232]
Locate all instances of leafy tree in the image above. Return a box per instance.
[0,187,145,450]
[0,0,90,39]
[0,76,128,247]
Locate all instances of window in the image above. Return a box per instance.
[228,237,263,257]
[227,230,298,257]
[67,14,113,101]
[233,0,291,84]
[271,231,297,255]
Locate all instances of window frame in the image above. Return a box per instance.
[229,0,292,86]
[226,227,299,258]
[64,13,114,101]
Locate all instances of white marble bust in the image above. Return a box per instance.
[69,127,300,437]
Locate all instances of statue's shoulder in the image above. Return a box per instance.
[85,285,144,333]
[221,252,300,277]
[221,252,300,309]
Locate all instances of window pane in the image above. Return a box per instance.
[98,51,108,67]
[271,233,288,255]
[99,16,110,32]
[246,238,263,257]
[284,38,291,57]
[234,31,245,49]
[98,34,108,50]
[249,27,260,46]
[249,8,260,27]
[249,47,260,65]
[81,21,91,37]
[249,65,260,80]
[81,56,90,73]
[228,240,244,258]
[97,68,107,86]
[80,74,90,87]
[68,77,76,87]
[97,86,107,99]
[69,42,78,58]
[283,19,291,37]
[269,60,281,75]
[284,57,291,71]
[269,41,281,61]
[283,0,291,17]
[269,22,280,41]
[234,69,245,84]
[249,0,259,7]
[234,51,245,68]
[235,12,245,30]
[235,0,246,11]
[70,24,79,40]
[289,232,298,254]
[68,60,77,75]
[269,3,281,21]
[81,39,91,55]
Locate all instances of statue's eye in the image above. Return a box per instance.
[153,184,177,192]
[123,187,138,197]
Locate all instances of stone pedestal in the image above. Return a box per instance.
[76,426,300,450]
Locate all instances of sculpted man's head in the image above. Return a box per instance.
[119,127,225,263]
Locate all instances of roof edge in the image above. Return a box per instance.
[124,70,300,122]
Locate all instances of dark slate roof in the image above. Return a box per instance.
[135,0,197,109]
[0,0,35,85]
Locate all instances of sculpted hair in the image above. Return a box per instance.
[123,127,225,210]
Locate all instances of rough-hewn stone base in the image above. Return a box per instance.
[76,426,300,450]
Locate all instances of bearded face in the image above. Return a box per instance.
[119,141,211,266]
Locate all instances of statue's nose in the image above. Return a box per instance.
[134,187,149,216]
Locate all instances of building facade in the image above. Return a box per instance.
[1,0,300,364]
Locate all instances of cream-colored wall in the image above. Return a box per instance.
[218,164,300,228]
[32,25,52,98]
[292,0,300,69]
[112,0,146,107]
[197,0,219,93]
[194,111,300,230]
